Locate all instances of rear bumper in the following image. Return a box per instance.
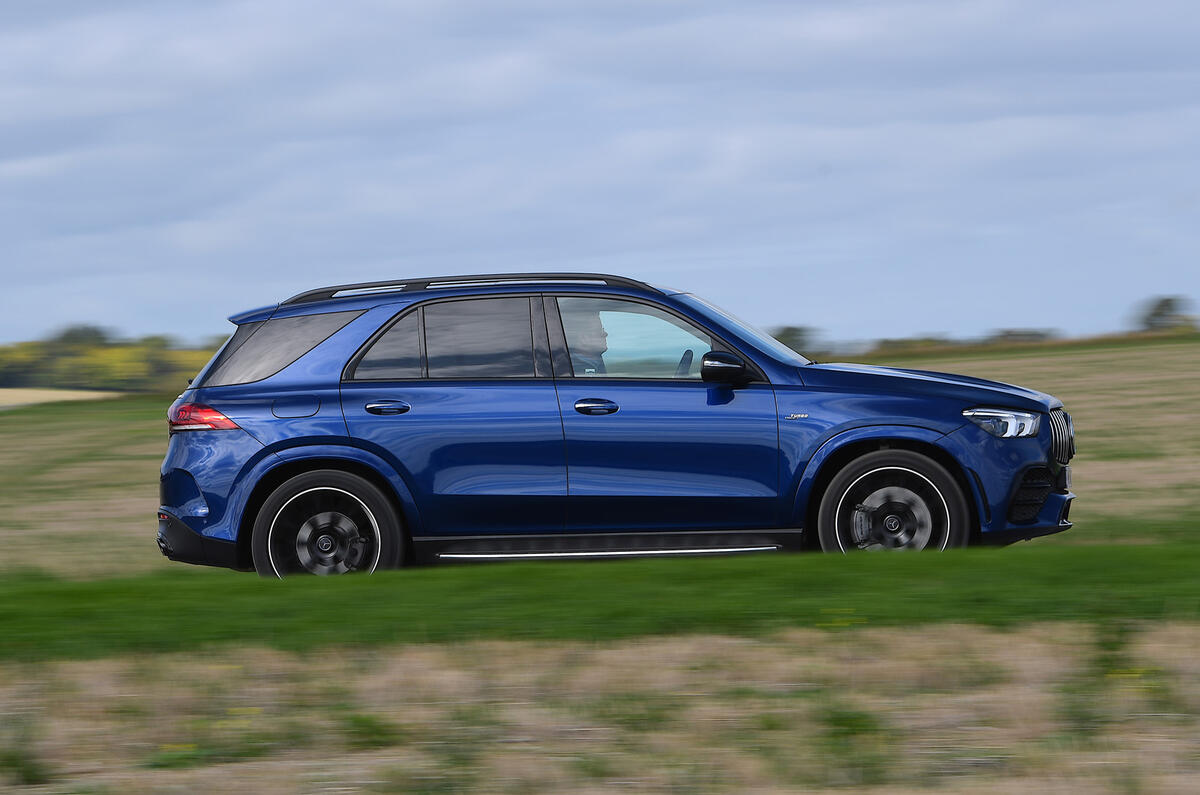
[156,511,244,570]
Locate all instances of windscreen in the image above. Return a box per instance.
[676,294,810,365]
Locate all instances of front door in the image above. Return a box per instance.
[342,295,565,536]
[549,295,780,532]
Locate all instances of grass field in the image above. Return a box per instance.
[1,336,1198,792]
[0,394,168,578]
[4,621,1199,792]
[2,544,1200,662]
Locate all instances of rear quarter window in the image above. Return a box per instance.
[197,310,362,387]
[350,310,422,380]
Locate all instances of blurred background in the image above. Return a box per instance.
[2,1,1199,792]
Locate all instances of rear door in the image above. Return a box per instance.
[341,295,566,536]
[547,295,780,532]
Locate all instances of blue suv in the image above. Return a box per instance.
[158,273,1075,576]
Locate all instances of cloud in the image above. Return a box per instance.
[1,0,1197,343]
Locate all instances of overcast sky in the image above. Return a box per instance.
[2,1,1197,345]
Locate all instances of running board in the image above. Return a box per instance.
[438,545,780,561]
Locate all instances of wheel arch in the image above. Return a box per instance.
[236,454,418,568]
[796,431,981,549]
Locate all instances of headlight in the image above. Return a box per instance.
[962,408,1041,438]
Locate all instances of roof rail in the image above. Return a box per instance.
[282,273,658,305]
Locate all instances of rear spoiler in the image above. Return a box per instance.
[227,303,278,325]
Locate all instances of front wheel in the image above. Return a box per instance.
[817,450,970,552]
[251,470,403,577]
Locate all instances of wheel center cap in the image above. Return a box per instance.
[883,515,903,533]
[316,534,335,553]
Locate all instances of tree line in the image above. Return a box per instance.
[0,326,212,393]
[771,295,1196,358]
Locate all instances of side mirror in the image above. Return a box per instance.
[701,351,750,385]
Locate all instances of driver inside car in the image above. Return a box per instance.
[567,311,609,375]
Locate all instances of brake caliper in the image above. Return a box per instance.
[851,503,874,546]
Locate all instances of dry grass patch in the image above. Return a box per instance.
[0,397,170,578]
[2,623,1198,793]
[0,388,118,410]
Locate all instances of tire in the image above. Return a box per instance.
[816,449,970,553]
[251,470,403,577]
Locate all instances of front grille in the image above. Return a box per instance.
[1009,467,1054,524]
[1049,408,1075,465]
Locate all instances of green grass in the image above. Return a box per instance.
[0,394,169,503]
[341,712,405,750]
[584,692,681,732]
[0,717,52,786]
[817,703,891,785]
[1066,513,1200,544]
[3,543,1200,662]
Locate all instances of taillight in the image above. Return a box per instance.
[168,403,239,433]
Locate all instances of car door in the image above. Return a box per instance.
[547,295,781,532]
[341,295,566,536]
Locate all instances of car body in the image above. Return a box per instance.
[157,273,1075,576]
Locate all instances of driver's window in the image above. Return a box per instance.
[557,297,715,379]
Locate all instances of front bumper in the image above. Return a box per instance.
[977,490,1074,545]
[941,420,1075,540]
[156,511,243,570]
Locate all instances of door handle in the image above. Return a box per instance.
[574,398,618,416]
[365,400,410,416]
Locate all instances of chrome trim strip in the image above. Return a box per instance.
[438,546,780,560]
[413,529,803,542]
[1048,408,1073,465]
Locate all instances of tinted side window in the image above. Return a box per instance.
[558,297,715,379]
[424,297,535,378]
[352,311,422,380]
[198,311,361,387]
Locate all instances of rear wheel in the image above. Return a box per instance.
[817,450,970,552]
[251,470,403,577]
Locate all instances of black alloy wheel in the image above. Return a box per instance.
[817,449,970,552]
[252,470,403,577]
